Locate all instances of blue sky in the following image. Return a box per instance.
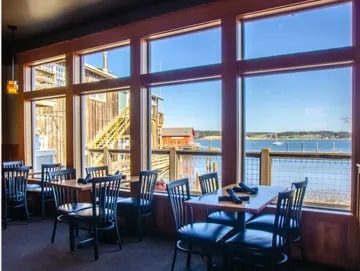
[84,3,352,132]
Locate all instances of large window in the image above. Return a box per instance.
[149,27,221,72]
[243,67,352,209]
[21,1,357,213]
[150,80,221,192]
[81,89,130,176]
[32,98,66,171]
[243,3,352,59]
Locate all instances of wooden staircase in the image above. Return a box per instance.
[86,106,170,178]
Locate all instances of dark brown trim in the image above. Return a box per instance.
[221,16,238,186]
[238,47,354,76]
[73,78,131,94]
[141,64,221,86]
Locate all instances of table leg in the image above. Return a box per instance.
[236,212,246,231]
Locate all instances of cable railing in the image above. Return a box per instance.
[86,147,351,209]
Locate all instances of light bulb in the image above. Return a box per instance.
[6,80,19,95]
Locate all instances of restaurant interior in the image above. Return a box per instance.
[1,0,360,270]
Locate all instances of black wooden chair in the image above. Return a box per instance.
[2,166,31,229]
[27,163,62,220]
[68,174,123,260]
[246,178,308,263]
[199,172,253,226]
[117,169,158,241]
[167,178,233,271]
[49,168,92,243]
[225,189,295,270]
[85,165,109,178]
[2,160,40,191]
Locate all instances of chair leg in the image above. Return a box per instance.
[41,192,45,221]
[75,222,80,236]
[24,200,30,224]
[186,244,192,269]
[171,243,178,271]
[3,203,7,229]
[114,217,122,251]
[69,221,75,252]
[137,214,142,242]
[94,225,99,260]
[206,252,213,271]
[51,215,58,243]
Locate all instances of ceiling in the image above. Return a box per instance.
[2,0,213,58]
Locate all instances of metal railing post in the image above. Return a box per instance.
[260,148,271,185]
[169,147,177,180]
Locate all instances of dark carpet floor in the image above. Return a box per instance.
[2,219,347,271]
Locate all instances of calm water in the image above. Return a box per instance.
[195,139,351,153]
[177,139,351,208]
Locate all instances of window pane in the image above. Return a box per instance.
[33,98,66,171]
[244,3,352,59]
[32,60,66,90]
[150,80,221,192]
[149,27,221,73]
[82,46,130,82]
[243,67,352,209]
[82,90,130,183]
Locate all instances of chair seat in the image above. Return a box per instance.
[26,184,42,191]
[27,186,53,194]
[208,211,254,226]
[57,202,92,213]
[178,222,233,244]
[225,229,274,250]
[117,196,150,207]
[246,214,297,234]
[69,206,114,218]
[6,193,26,205]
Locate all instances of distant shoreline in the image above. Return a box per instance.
[196,137,350,141]
[195,130,350,140]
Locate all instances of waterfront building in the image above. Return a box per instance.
[161,127,195,149]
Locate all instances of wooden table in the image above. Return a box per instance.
[28,175,139,201]
[185,185,286,230]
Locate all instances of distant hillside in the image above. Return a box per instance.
[195,130,221,139]
[247,131,350,139]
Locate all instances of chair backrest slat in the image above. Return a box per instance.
[137,170,158,212]
[49,168,77,208]
[291,178,308,230]
[199,172,219,195]
[273,189,295,248]
[91,174,122,222]
[167,178,192,230]
[2,161,24,169]
[41,163,62,189]
[86,166,109,178]
[2,166,30,203]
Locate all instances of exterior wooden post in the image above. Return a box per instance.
[169,147,177,180]
[260,148,271,186]
[103,146,109,166]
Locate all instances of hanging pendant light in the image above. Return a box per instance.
[6,25,18,95]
